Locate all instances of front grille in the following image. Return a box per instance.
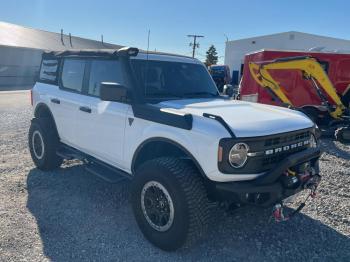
[218,128,313,174]
[261,130,311,167]
[264,131,310,147]
[262,149,305,166]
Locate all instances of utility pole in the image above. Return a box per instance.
[224,34,229,43]
[187,34,204,58]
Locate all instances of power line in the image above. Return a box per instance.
[187,34,204,58]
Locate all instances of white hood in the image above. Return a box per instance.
[158,98,314,137]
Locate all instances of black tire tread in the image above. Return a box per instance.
[133,157,210,250]
[28,117,63,170]
[157,157,210,247]
[335,127,350,144]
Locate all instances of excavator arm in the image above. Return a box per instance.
[248,56,346,119]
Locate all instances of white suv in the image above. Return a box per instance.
[29,47,321,250]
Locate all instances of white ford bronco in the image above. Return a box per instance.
[29,47,321,251]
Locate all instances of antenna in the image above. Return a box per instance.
[147,29,150,59]
[145,29,151,96]
[69,33,72,47]
[101,34,104,45]
[61,29,64,45]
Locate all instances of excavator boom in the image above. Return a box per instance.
[248,56,346,119]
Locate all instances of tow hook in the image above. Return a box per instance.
[272,174,321,222]
[272,203,286,222]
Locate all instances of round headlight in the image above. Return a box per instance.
[309,133,317,148]
[229,143,249,168]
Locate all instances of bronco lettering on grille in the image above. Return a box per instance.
[265,140,309,155]
[247,139,310,157]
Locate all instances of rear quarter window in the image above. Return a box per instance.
[39,59,60,84]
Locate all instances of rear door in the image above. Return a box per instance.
[75,59,130,168]
[53,58,88,147]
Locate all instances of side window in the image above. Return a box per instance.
[88,60,124,97]
[61,59,86,92]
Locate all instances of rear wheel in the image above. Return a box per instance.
[131,157,210,251]
[335,127,350,144]
[28,118,63,170]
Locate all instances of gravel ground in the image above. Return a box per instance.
[0,91,349,262]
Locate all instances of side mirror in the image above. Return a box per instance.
[224,84,235,97]
[100,82,129,102]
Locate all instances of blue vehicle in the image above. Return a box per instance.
[209,65,231,92]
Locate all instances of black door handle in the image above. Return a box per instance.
[51,98,60,104]
[79,106,92,113]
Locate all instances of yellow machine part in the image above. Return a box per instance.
[248,57,346,119]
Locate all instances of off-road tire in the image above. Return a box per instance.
[335,127,350,144]
[28,117,63,170]
[131,157,210,251]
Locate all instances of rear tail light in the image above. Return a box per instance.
[30,89,33,106]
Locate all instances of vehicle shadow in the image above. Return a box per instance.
[320,138,350,160]
[27,165,350,262]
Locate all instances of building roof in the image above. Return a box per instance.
[227,31,350,43]
[0,21,122,51]
[246,48,350,56]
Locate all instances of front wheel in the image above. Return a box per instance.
[131,157,210,251]
[335,126,350,144]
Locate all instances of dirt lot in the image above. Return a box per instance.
[0,91,349,261]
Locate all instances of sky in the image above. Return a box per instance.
[0,0,349,63]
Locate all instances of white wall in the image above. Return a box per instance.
[224,31,350,76]
[0,45,43,86]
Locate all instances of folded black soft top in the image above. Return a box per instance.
[42,47,193,60]
[43,48,128,59]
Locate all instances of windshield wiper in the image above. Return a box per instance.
[146,91,219,99]
[146,92,184,99]
[183,91,219,97]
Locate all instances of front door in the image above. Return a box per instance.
[76,59,130,168]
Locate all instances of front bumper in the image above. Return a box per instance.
[213,148,322,206]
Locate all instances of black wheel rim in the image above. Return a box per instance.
[32,130,44,159]
[141,181,174,232]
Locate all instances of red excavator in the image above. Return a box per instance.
[240,49,350,143]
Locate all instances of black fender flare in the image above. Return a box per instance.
[33,102,59,137]
[131,137,207,180]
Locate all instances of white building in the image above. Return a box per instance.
[0,21,121,89]
[224,31,350,85]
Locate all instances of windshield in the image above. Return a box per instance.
[131,59,219,100]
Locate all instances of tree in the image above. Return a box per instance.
[205,45,218,67]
